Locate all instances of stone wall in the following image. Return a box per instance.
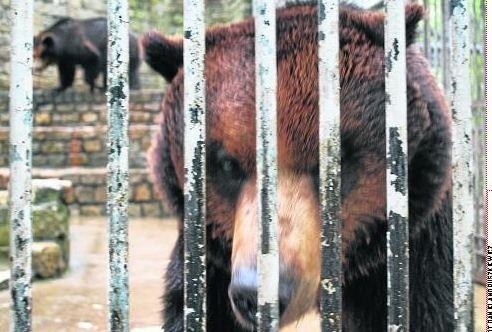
[0,0,165,91]
[0,0,253,91]
[0,89,166,217]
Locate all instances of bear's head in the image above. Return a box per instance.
[143,3,451,329]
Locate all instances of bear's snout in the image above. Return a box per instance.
[228,267,295,329]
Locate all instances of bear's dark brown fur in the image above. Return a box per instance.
[34,17,141,92]
[143,3,452,331]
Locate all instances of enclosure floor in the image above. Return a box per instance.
[0,216,487,331]
[0,216,178,331]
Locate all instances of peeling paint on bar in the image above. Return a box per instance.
[183,0,207,330]
[254,1,279,330]
[449,0,474,330]
[9,1,34,331]
[384,1,409,331]
[318,1,342,331]
[106,0,130,331]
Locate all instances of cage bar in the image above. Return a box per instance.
[8,1,34,331]
[449,0,474,330]
[384,1,410,331]
[183,0,207,330]
[254,0,279,330]
[106,0,130,330]
[318,1,342,331]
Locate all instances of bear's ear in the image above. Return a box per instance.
[141,30,183,82]
[404,4,425,45]
[41,34,55,50]
[343,4,424,46]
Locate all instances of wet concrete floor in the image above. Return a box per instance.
[0,216,486,331]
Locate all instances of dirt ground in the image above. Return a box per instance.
[0,216,487,331]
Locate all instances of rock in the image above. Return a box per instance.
[33,179,73,204]
[32,241,64,278]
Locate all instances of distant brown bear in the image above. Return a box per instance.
[143,3,452,331]
[34,17,141,92]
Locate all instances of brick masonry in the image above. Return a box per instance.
[0,89,167,217]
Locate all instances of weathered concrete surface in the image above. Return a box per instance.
[0,216,177,331]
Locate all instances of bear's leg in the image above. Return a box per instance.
[342,267,387,332]
[409,200,453,331]
[163,234,184,332]
[55,61,76,93]
[82,63,100,93]
[129,68,141,90]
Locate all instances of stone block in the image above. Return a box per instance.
[83,139,102,153]
[142,203,162,217]
[81,112,98,123]
[33,179,73,204]
[80,204,105,216]
[32,241,65,278]
[133,183,152,202]
[35,112,52,125]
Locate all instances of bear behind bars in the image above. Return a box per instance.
[34,17,141,92]
[143,3,453,332]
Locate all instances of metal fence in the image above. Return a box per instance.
[7,0,477,331]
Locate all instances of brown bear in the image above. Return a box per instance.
[143,3,453,331]
[34,17,141,93]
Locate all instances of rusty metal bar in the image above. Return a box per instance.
[106,0,130,330]
[449,0,474,330]
[183,0,207,330]
[254,0,279,330]
[9,0,34,331]
[384,1,409,331]
[318,0,342,331]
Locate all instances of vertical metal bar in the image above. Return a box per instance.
[384,1,409,331]
[254,0,279,330]
[9,1,34,331]
[449,0,474,330]
[441,0,450,92]
[423,0,430,59]
[183,0,207,330]
[318,1,342,331]
[486,0,491,312]
[107,0,130,330]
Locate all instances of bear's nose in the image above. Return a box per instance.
[229,268,258,328]
[228,268,294,328]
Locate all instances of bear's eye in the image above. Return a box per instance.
[220,158,234,173]
[217,154,243,179]
[209,147,246,202]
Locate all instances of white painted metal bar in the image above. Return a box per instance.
[318,1,342,331]
[183,0,207,330]
[9,1,34,331]
[486,0,491,309]
[254,0,279,330]
[106,0,130,330]
[442,0,450,92]
[449,0,474,330]
[384,1,409,331]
